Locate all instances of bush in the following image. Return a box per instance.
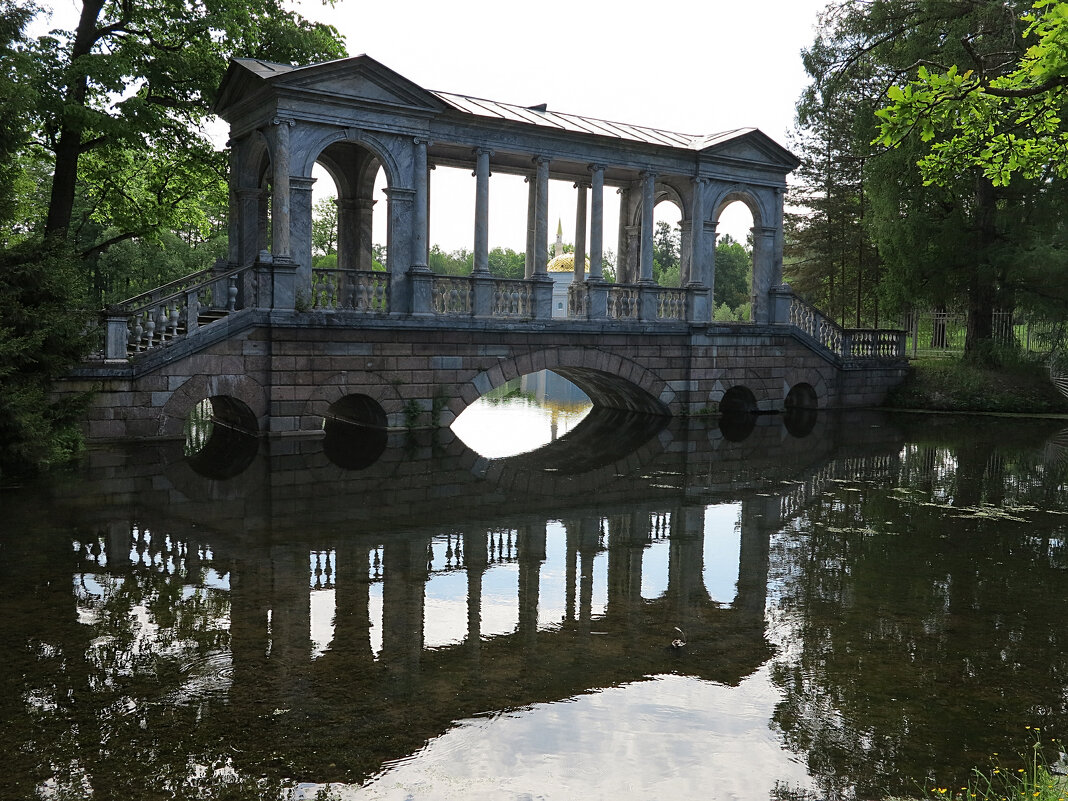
[0,241,95,481]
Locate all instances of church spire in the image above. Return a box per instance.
[554,218,564,258]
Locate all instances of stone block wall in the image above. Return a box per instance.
[56,314,909,442]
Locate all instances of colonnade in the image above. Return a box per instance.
[215,57,798,326]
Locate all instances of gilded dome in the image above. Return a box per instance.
[546,253,591,273]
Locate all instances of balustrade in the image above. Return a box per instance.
[103,265,248,359]
[607,286,639,320]
[568,283,588,318]
[788,293,905,361]
[310,269,390,312]
[432,276,472,315]
[492,279,533,318]
[656,288,686,320]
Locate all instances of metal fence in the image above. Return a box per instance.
[903,310,1065,358]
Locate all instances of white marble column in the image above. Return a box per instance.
[271,117,294,259]
[411,138,430,271]
[533,156,550,276]
[639,170,655,284]
[473,147,492,274]
[588,164,605,280]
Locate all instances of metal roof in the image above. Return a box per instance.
[432,90,713,150]
[229,57,769,155]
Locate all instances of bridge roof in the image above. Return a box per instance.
[218,55,800,169]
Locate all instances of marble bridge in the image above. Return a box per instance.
[62,56,907,441]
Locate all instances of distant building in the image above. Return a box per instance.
[545,219,590,318]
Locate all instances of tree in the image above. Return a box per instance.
[652,220,680,287]
[714,234,752,314]
[790,0,1068,354]
[21,0,344,248]
[0,0,346,475]
[875,0,1068,187]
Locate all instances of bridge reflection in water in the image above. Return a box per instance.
[11,408,909,798]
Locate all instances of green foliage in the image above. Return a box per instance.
[886,354,1068,413]
[714,234,751,313]
[876,1,1068,187]
[652,220,680,287]
[488,246,525,279]
[0,242,95,480]
[791,0,1068,351]
[14,0,344,249]
[429,245,525,279]
[312,197,338,257]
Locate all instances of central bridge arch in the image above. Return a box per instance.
[459,346,672,421]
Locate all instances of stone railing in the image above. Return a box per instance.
[493,279,534,318]
[656,288,686,321]
[311,269,389,312]
[431,275,472,315]
[847,329,907,359]
[568,282,588,318]
[788,294,844,356]
[607,286,640,320]
[101,263,252,360]
[784,290,905,361]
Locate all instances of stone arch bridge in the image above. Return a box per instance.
[63,56,907,441]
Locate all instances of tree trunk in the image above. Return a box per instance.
[43,0,106,243]
[964,175,997,354]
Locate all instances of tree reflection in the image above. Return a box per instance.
[768,421,1068,799]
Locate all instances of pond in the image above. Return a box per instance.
[3,373,1068,801]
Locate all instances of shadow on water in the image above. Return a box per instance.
[494,406,669,474]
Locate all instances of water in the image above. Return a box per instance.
[3,376,1068,801]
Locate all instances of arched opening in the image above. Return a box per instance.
[322,394,388,470]
[718,385,758,442]
[183,396,259,479]
[652,195,683,288]
[719,385,758,414]
[784,382,819,438]
[711,199,755,322]
[784,382,818,410]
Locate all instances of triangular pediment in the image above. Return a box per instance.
[215,55,446,119]
[695,128,800,170]
[271,55,445,112]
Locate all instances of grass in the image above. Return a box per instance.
[885,352,1068,414]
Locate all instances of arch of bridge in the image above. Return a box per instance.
[158,372,268,439]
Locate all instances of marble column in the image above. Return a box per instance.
[473,148,492,274]
[588,165,605,280]
[752,225,778,323]
[525,174,536,279]
[336,198,359,271]
[706,220,719,306]
[573,180,588,284]
[533,157,550,276]
[639,170,655,284]
[688,178,707,287]
[236,188,262,268]
[271,117,294,259]
[411,138,430,271]
[357,198,376,272]
[624,226,640,284]
[289,175,315,290]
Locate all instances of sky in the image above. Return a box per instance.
[38,0,832,251]
[291,0,832,250]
